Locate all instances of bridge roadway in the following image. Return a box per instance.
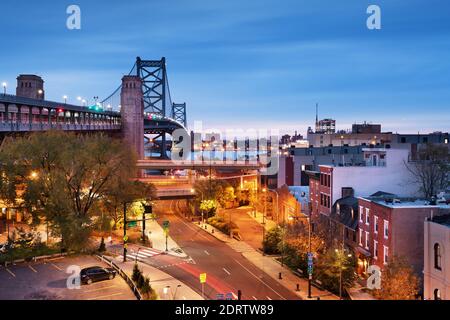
[136,159,261,170]
[0,93,121,132]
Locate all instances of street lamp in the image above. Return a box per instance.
[30,171,38,180]
[173,284,182,300]
[63,95,68,104]
[2,82,7,95]
[163,286,171,299]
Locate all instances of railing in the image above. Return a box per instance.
[95,254,142,300]
[0,93,119,116]
[0,122,121,132]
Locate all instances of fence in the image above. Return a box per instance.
[95,254,142,300]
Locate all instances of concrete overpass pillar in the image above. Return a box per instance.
[120,75,144,159]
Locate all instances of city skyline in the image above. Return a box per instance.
[1,0,449,135]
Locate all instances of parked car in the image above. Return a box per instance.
[80,266,117,285]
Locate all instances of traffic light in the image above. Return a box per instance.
[144,204,152,213]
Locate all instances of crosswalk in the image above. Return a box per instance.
[117,248,162,262]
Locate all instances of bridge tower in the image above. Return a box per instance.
[120,75,144,159]
[16,74,45,100]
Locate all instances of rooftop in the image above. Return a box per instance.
[429,214,450,228]
[359,193,450,209]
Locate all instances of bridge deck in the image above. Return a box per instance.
[136,159,261,170]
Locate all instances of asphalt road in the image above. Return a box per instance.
[142,200,299,301]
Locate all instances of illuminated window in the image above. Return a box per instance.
[434,243,442,270]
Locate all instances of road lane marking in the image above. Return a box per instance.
[28,265,38,273]
[222,268,231,275]
[83,285,117,293]
[233,259,285,300]
[87,292,123,300]
[252,296,257,300]
[204,250,210,256]
[232,292,238,299]
[51,263,62,271]
[5,268,16,278]
[267,296,272,300]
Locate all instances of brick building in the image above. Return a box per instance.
[356,194,450,277]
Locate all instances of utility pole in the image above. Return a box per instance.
[307,216,312,298]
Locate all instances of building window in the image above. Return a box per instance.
[373,240,378,260]
[365,208,370,225]
[374,215,378,234]
[383,220,389,239]
[365,231,369,249]
[434,289,441,300]
[359,206,364,223]
[383,246,389,265]
[359,229,363,246]
[434,243,442,270]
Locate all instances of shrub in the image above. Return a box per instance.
[98,237,106,252]
[207,216,238,236]
[262,227,282,254]
[132,263,141,282]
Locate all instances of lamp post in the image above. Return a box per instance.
[63,95,68,104]
[173,284,182,300]
[268,189,280,224]
[2,82,7,95]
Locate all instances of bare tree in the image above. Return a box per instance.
[405,143,449,199]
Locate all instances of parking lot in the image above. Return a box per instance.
[0,255,136,300]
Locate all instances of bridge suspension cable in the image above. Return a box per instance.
[99,62,137,112]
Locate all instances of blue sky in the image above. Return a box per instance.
[1,0,449,135]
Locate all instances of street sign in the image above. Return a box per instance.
[163,220,170,229]
[199,273,207,283]
[144,205,152,213]
[123,235,129,242]
[128,221,137,227]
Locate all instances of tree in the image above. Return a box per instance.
[315,246,356,295]
[102,180,156,230]
[262,226,283,254]
[0,131,143,251]
[199,199,217,218]
[374,256,419,300]
[405,143,449,199]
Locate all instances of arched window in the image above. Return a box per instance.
[434,243,442,270]
[434,289,441,300]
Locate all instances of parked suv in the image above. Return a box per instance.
[80,266,117,285]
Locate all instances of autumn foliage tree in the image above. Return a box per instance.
[0,131,155,251]
[374,256,419,300]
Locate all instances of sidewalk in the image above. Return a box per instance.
[108,255,203,300]
[145,220,188,258]
[244,207,277,231]
[193,221,339,300]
